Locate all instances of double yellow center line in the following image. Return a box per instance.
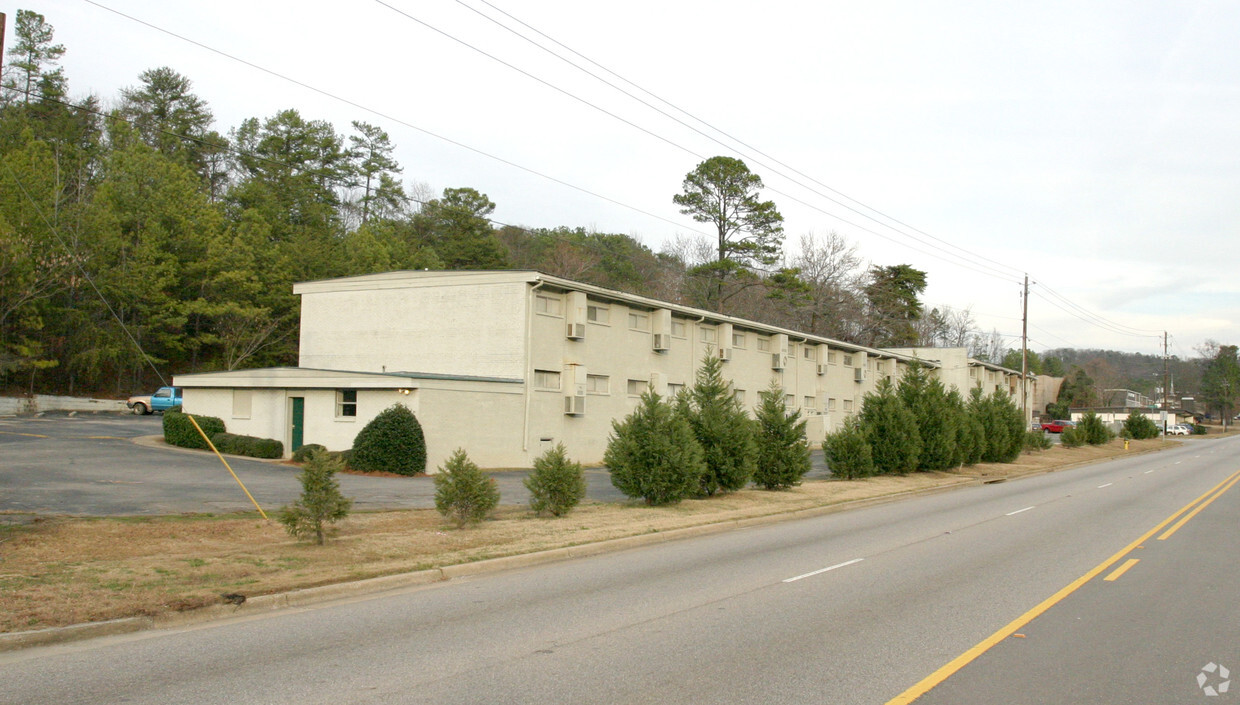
[886,467,1240,705]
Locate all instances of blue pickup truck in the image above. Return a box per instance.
[126,386,182,415]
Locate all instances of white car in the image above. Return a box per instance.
[1168,424,1192,436]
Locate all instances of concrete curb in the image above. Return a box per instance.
[0,441,1187,652]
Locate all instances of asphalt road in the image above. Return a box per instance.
[0,434,1234,704]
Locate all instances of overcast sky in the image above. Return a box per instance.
[10,0,1239,358]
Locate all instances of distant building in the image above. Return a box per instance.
[176,271,1032,470]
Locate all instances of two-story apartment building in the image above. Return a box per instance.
[176,271,1030,470]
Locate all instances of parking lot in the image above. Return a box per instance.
[0,415,632,516]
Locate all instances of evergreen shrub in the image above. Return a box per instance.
[1122,412,1160,440]
[279,449,353,545]
[434,448,500,527]
[823,419,874,480]
[605,390,705,505]
[525,443,586,517]
[1060,425,1086,447]
[163,410,226,450]
[351,404,426,475]
[1024,430,1053,451]
[1079,411,1113,445]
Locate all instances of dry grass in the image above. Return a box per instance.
[0,437,1179,633]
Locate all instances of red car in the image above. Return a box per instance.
[1040,419,1076,433]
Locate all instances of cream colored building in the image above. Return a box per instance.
[176,271,1030,471]
[886,347,1036,420]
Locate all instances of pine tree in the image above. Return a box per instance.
[525,443,587,517]
[752,382,812,489]
[605,390,705,505]
[683,352,756,496]
[897,363,958,471]
[434,448,500,527]
[279,449,353,545]
[823,418,874,480]
[858,377,921,474]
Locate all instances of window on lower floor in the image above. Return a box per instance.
[232,389,252,419]
[336,389,357,417]
[843,399,854,412]
[734,389,746,404]
[828,398,837,411]
[667,382,685,397]
[804,395,816,409]
[627,379,648,395]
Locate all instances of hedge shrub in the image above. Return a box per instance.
[1060,425,1086,447]
[211,432,284,459]
[351,404,426,475]
[163,410,226,450]
[292,444,327,463]
[1079,411,1113,445]
[1024,429,1053,451]
[1122,412,1160,441]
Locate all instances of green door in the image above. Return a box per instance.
[290,397,305,452]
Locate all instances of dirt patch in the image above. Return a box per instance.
[0,439,1176,633]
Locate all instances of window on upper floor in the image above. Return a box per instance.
[587,374,609,394]
[732,332,746,348]
[671,320,687,338]
[535,294,562,316]
[587,304,609,324]
[534,370,561,390]
[628,311,650,331]
[756,337,771,351]
[843,354,854,367]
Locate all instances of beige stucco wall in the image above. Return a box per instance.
[297,278,529,378]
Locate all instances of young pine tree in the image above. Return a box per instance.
[605,390,705,505]
[1079,411,1113,445]
[279,449,353,545]
[753,382,812,490]
[683,352,756,496]
[524,443,587,517]
[434,448,500,528]
[859,377,921,474]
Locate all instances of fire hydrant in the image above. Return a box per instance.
[1124,439,1130,450]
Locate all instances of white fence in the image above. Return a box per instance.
[0,395,128,416]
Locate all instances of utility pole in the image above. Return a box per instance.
[1162,331,1169,436]
[1021,275,1029,426]
[1,13,7,64]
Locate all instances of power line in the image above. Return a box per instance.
[396,0,1024,283]
[79,0,708,238]
[464,0,1028,280]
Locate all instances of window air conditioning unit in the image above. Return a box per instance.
[566,322,586,340]
[771,353,787,370]
[652,333,670,351]
[564,394,586,415]
[816,364,828,376]
[719,347,731,361]
[854,366,866,383]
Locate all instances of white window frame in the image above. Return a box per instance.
[627,379,648,396]
[336,389,358,418]
[757,337,771,352]
[670,320,687,338]
[628,311,650,331]
[535,294,563,317]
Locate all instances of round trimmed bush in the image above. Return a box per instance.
[350,404,426,475]
[524,443,586,517]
